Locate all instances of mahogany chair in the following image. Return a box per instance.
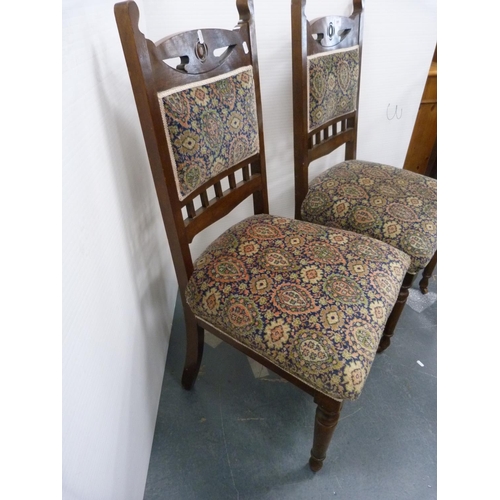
[115,0,410,472]
[291,0,437,352]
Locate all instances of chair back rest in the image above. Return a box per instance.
[115,0,269,293]
[291,0,363,217]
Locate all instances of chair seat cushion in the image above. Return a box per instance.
[301,161,437,274]
[186,214,410,401]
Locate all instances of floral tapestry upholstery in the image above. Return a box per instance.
[301,161,437,274]
[158,66,259,200]
[308,46,359,131]
[186,214,410,401]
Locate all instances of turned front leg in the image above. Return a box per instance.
[309,397,343,472]
[377,272,415,353]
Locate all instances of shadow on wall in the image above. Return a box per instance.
[91,45,177,491]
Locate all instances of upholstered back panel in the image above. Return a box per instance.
[158,66,260,200]
[307,46,359,131]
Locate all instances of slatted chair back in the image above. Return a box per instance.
[115,0,269,297]
[292,0,363,218]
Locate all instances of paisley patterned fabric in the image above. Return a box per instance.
[301,161,437,274]
[186,214,411,401]
[308,46,359,131]
[158,66,259,200]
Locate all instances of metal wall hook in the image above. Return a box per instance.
[386,103,403,120]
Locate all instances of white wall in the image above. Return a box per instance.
[62,0,436,498]
[62,1,176,499]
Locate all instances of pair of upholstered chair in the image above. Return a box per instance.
[114,0,436,472]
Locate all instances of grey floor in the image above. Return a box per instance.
[144,270,437,500]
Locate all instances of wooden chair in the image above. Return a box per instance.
[291,0,437,352]
[115,0,411,472]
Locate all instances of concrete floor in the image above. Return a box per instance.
[144,270,437,500]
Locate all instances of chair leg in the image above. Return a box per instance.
[309,396,343,472]
[377,272,416,353]
[181,310,204,390]
[419,251,437,295]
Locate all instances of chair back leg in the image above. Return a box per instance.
[181,311,205,390]
[377,272,416,353]
[419,251,437,294]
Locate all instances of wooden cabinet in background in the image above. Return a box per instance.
[403,47,437,178]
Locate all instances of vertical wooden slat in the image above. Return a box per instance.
[200,191,209,208]
[228,173,236,189]
[214,181,223,198]
[186,200,196,219]
[242,164,250,181]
